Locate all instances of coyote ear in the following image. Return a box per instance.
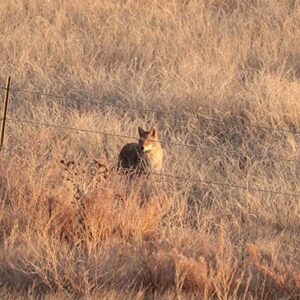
[149,126,157,138]
[138,127,145,137]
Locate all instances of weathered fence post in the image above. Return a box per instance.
[0,76,11,150]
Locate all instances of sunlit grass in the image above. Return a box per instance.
[0,0,299,298]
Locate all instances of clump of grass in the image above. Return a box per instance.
[247,244,300,296]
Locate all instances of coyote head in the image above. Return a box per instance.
[138,126,158,152]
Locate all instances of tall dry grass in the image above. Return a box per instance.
[0,0,300,298]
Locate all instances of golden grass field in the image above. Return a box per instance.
[0,0,300,299]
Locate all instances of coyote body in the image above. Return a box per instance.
[118,127,163,175]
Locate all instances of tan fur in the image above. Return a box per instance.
[118,126,163,175]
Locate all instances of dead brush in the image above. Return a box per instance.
[0,210,27,244]
[77,187,123,241]
[80,189,170,242]
[173,252,212,295]
[46,188,118,243]
[247,244,300,297]
[142,250,212,297]
[59,158,109,202]
[47,186,170,244]
[47,203,80,243]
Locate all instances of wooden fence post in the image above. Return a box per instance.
[0,76,11,150]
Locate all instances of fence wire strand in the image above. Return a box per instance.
[6,117,300,164]
[3,86,300,135]
[149,172,300,197]
[1,145,299,197]
[1,85,300,197]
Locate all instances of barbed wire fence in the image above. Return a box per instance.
[1,76,299,197]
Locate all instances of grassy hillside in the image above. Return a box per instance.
[0,0,299,298]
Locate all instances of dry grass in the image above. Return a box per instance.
[0,0,300,298]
